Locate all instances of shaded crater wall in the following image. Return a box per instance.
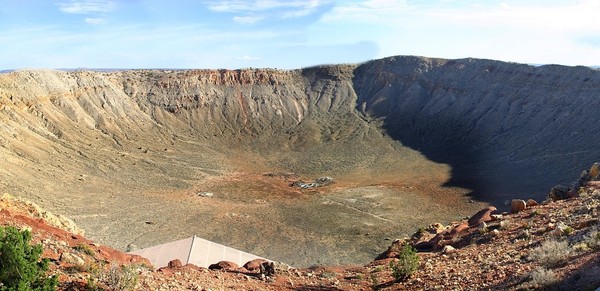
[353,56,600,202]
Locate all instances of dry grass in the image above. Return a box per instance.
[530,240,570,268]
[528,268,558,289]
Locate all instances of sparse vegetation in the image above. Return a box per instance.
[561,226,575,236]
[372,265,384,273]
[530,239,570,268]
[528,267,558,289]
[74,243,95,256]
[369,272,380,290]
[87,262,140,291]
[389,244,419,282]
[584,228,600,250]
[0,226,58,290]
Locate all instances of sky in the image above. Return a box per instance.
[0,0,598,69]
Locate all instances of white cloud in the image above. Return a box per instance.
[57,0,114,14]
[236,55,261,61]
[84,17,106,25]
[208,0,320,12]
[207,0,329,21]
[233,15,265,24]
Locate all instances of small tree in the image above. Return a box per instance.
[0,226,58,290]
[389,243,420,282]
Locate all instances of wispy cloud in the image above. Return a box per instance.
[84,17,106,25]
[57,0,114,14]
[233,15,265,24]
[207,0,329,24]
[236,55,261,61]
[208,0,321,13]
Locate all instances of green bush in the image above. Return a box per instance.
[389,244,419,282]
[0,226,58,290]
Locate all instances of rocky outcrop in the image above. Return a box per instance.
[0,193,84,235]
[208,261,239,271]
[468,206,497,226]
[549,162,600,201]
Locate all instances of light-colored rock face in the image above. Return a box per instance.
[0,56,598,267]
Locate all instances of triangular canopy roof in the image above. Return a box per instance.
[130,235,266,268]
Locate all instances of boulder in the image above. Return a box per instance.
[442,245,456,253]
[572,170,591,189]
[590,162,600,180]
[427,223,446,234]
[526,199,539,207]
[243,259,268,272]
[208,261,239,271]
[261,261,276,276]
[377,239,408,259]
[125,243,137,252]
[167,259,183,268]
[491,214,503,221]
[448,223,469,236]
[60,252,85,266]
[549,185,572,201]
[478,222,488,232]
[510,199,527,213]
[197,192,214,197]
[468,206,497,226]
[315,176,334,186]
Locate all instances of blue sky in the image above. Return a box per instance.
[0,0,598,69]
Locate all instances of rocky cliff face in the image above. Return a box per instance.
[0,56,598,267]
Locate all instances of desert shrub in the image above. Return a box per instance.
[530,239,570,268]
[74,243,95,256]
[0,226,58,290]
[92,263,139,291]
[585,228,600,250]
[529,267,558,289]
[389,244,419,282]
[372,265,384,273]
[562,226,575,236]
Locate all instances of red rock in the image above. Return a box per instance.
[416,233,445,251]
[526,199,539,207]
[208,261,239,271]
[587,181,600,188]
[511,199,526,213]
[468,206,497,226]
[243,259,268,272]
[167,259,182,268]
[448,223,469,236]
